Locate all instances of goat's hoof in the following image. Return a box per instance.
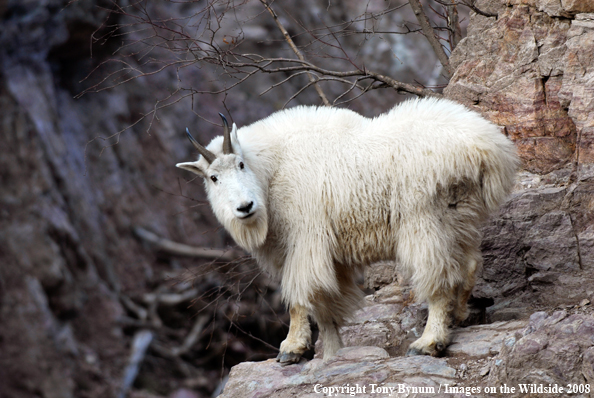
[276,351,302,365]
[406,347,424,356]
[406,341,448,357]
[435,342,446,353]
[429,341,448,357]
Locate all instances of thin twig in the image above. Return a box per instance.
[142,288,200,305]
[117,330,153,398]
[172,316,210,356]
[447,3,462,50]
[121,294,148,320]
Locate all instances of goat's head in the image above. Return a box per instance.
[176,115,268,250]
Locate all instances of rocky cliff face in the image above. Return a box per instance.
[446,0,594,314]
[219,292,594,398]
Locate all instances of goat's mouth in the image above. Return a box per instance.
[240,212,255,220]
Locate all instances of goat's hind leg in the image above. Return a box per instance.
[277,304,311,365]
[452,254,481,324]
[318,319,343,360]
[406,289,455,357]
[406,248,482,356]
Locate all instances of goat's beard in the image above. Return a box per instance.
[226,209,268,252]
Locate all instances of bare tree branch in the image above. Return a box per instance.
[171,316,210,356]
[221,56,442,98]
[133,226,243,261]
[259,0,330,106]
[435,0,498,18]
[83,0,452,115]
[409,0,454,76]
[461,0,498,17]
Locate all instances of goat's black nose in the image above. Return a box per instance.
[237,201,254,213]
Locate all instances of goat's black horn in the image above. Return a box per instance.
[186,127,216,164]
[220,113,233,155]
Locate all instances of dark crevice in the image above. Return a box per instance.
[48,20,118,95]
[460,296,495,327]
[567,211,583,270]
[541,75,550,107]
[525,265,538,278]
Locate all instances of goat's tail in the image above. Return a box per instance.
[480,134,519,212]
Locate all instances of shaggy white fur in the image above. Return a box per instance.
[177,97,518,363]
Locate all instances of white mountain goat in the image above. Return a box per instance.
[176,98,518,364]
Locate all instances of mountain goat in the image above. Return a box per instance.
[176,98,518,364]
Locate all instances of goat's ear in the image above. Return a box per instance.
[230,123,242,153]
[176,161,206,177]
[231,123,238,141]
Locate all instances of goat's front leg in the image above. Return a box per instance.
[276,304,311,365]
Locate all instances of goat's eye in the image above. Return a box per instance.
[210,175,218,183]
[239,162,244,170]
